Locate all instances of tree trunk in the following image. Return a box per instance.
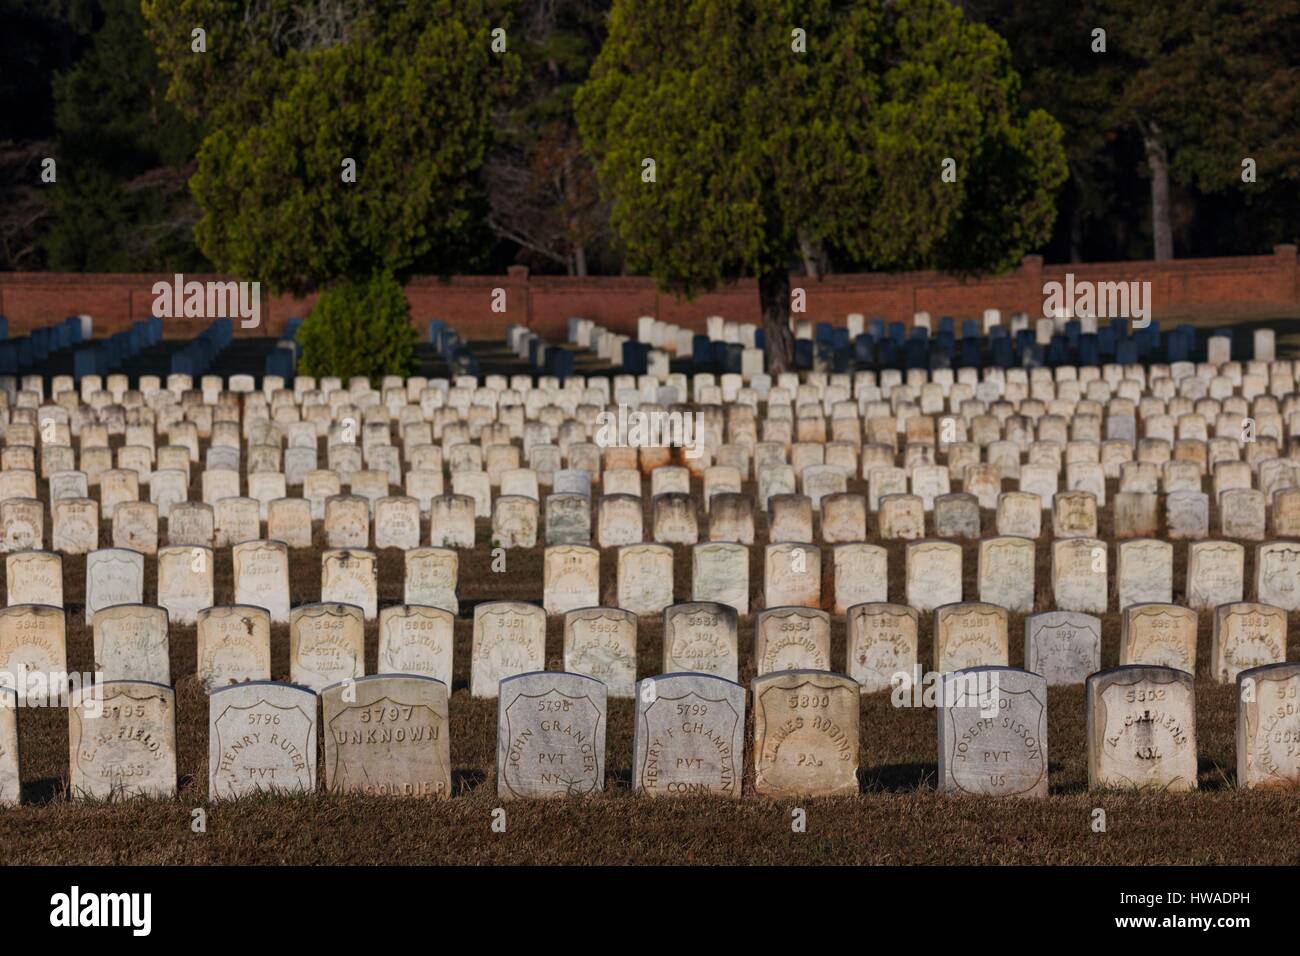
[759,268,795,374]
[573,242,588,277]
[1068,182,1083,263]
[799,236,820,279]
[1142,121,1174,261]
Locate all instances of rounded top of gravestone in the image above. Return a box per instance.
[321,673,448,696]
[1235,660,1300,685]
[207,679,315,698]
[644,671,746,692]
[1086,663,1194,686]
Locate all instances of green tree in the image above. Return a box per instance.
[47,0,206,272]
[144,0,518,375]
[971,0,1300,261]
[577,0,1066,371]
[295,270,418,379]
[1097,0,1300,260]
[485,0,615,276]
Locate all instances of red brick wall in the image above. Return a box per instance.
[0,246,1295,341]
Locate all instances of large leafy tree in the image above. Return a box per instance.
[144,1,516,295]
[971,0,1300,261]
[47,0,206,271]
[1097,0,1300,260]
[577,0,1066,371]
[485,0,615,276]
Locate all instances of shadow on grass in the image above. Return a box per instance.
[21,777,65,806]
[861,762,936,793]
[453,769,487,796]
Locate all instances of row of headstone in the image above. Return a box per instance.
[7,479,1300,557]
[9,533,1300,637]
[2,582,1284,727]
[15,658,1293,806]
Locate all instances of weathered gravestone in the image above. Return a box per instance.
[617,544,674,615]
[1052,491,1097,539]
[1119,604,1197,672]
[878,494,925,539]
[768,494,813,544]
[1051,538,1107,613]
[429,494,476,548]
[1212,603,1286,684]
[976,536,1035,613]
[543,544,600,616]
[1219,487,1266,540]
[232,540,291,623]
[691,542,749,615]
[196,605,272,691]
[546,493,592,545]
[1116,539,1173,608]
[377,604,455,687]
[652,492,698,545]
[1166,491,1209,540]
[497,671,606,799]
[820,493,867,544]
[662,602,739,681]
[471,601,547,697]
[321,548,378,619]
[289,603,365,691]
[996,491,1041,538]
[847,603,918,694]
[938,666,1048,797]
[632,673,745,798]
[754,607,831,674]
[167,501,214,549]
[1255,540,1300,611]
[763,542,821,609]
[156,545,214,625]
[68,680,177,799]
[0,686,16,805]
[1025,611,1101,685]
[1185,541,1244,609]
[709,493,755,544]
[324,494,371,550]
[52,498,99,554]
[5,550,62,608]
[1087,665,1197,791]
[751,670,859,797]
[931,485,979,537]
[1114,491,1159,538]
[374,496,422,550]
[831,543,887,613]
[0,498,43,552]
[0,606,66,702]
[492,495,538,549]
[85,548,145,624]
[208,681,317,800]
[905,540,962,612]
[403,547,458,614]
[1236,662,1300,788]
[92,604,170,685]
[596,494,643,548]
[563,607,637,698]
[934,602,1009,673]
[214,497,261,548]
[321,674,451,797]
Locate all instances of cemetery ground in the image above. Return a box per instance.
[1,469,1297,866]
